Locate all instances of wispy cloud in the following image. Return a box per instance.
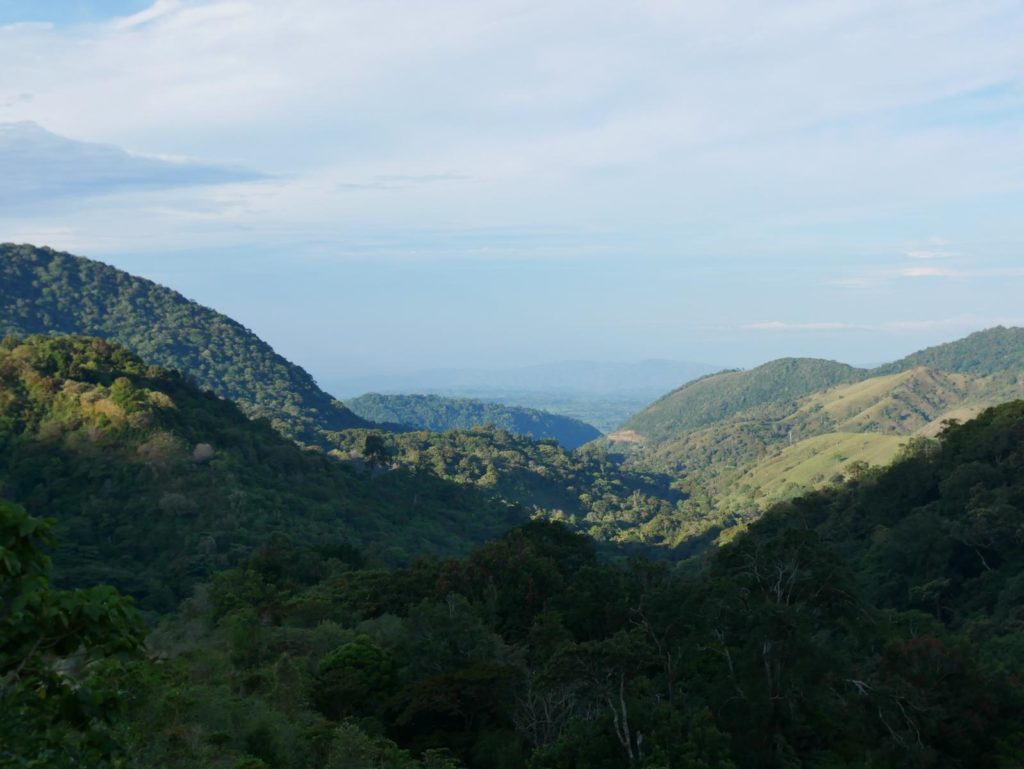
[900,265,959,277]
[743,321,866,332]
[898,265,1024,279]
[112,0,182,30]
[334,173,471,192]
[905,248,958,260]
[904,236,958,260]
[0,120,266,209]
[743,316,1024,334]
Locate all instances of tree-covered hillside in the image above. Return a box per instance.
[875,325,1024,376]
[36,400,1022,769]
[346,393,602,449]
[618,357,865,444]
[328,426,687,550]
[614,362,1024,547]
[0,243,370,443]
[0,335,524,611]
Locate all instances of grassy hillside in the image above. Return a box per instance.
[346,392,602,449]
[0,335,524,611]
[0,243,370,444]
[723,431,907,506]
[619,357,864,443]
[616,361,1024,546]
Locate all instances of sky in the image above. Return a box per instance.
[1,0,1023,383]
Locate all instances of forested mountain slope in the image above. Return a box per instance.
[346,392,602,449]
[618,357,865,444]
[611,335,1024,547]
[55,400,1024,768]
[875,325,1024,376]
[0,243,370,443]
[0,335,523,611]
[328,426,686,549]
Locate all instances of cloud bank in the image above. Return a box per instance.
[0,120,264,209]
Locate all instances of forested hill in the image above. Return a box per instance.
[328,426,686,548]
[619,357,865,443]
[609,332,1024,549]
[346,392,602,449]
[0,243,370,443]
[874,325,1024,376]
[0,335,523,611]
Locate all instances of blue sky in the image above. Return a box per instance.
[1,0,1023,384]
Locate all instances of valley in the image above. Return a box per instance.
[3,244,1024,768]
[5,5,1022,766]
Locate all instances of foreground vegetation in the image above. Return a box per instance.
[0,335,524,612]
[8,400,1024,767]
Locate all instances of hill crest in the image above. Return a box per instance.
[0,243,370,443]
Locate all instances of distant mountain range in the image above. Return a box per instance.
[330,359,723,433]
[329,359,721,398]
[346,393,602,449]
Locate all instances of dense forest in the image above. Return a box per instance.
[0,244,370,443]
[619,359,865,444]
[328,427,686,550]
[0,334,699,614]
[0,335,527,612]
[345,393,603,450]
[875,326,1024,376]
[8,400,1024,768]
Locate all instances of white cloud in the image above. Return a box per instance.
[113,0,183,29]
[900,266,959,277]
[1,0,1023,257]
[905,249,958,259]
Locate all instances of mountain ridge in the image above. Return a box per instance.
[345,392,603,449]
[0,243,372,443]
[0,334,525,610]
[610,328,1024,544]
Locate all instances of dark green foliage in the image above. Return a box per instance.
[346,393,603,449]
[621,358,864,443]
[110,401,1024,768]
[791,400,1024,628]
[328,426,688,551]
[0,500,144,768]
[0,243,370,443]
[312,635,396,719]
[0,335,524,610]
[875,325,1024,376]
[7,241,1024,766]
